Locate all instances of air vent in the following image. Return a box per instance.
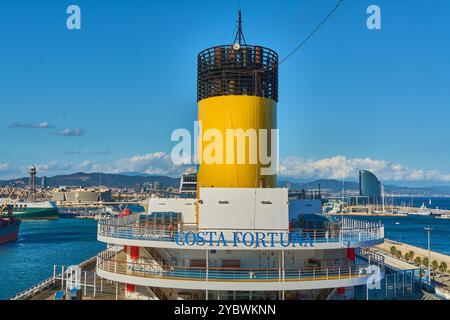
[260,201,272,205]
[218,200,230,205]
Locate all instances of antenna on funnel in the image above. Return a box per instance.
[233,10,247,47]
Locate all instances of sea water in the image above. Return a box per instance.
[0,218,104,300]
[1,200,449,299]
[351,215,450,255]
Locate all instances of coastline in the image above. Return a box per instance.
[328,213,408,217]
[377,238,450,267]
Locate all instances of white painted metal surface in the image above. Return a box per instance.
[198,188,288,231]
[96,267,385,292]
[147,197,196,225]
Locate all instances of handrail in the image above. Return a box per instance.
[97,256,384,283]
[101,213,140,226]
[98,220,383,234]
[98,221,384,246]
[9,248,109,300]
[97,249,385,282]
[100,247,384,272]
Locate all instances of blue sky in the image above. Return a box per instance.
[0,0,449,185]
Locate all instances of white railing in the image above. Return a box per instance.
[9,248,108,300]
[101,213,140,226]
[96,249,385,283]
[98,217,384,247]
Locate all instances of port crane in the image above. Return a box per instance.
[0,188,26,215]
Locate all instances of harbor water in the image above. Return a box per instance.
[351,197,450,255]
[0,205,145,300]
[352,215,450,256]
[390,197,450,210]
[0,219,104,300]
[0,200,449,299]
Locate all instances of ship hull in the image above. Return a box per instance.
[4,201,60,220]
[12,208,59,220]
[0,220,21,244]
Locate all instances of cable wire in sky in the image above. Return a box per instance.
[280,0,345,64]
[281,0,310,54]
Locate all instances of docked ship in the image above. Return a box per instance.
[0,206,21,245]
[0,166,59,220]
[94,12,385,300]
[5,200,59,220]
[408,204,432,216]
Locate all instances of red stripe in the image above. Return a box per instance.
[0,232,18,244]
[130,246,139,259]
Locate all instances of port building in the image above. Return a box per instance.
[51,187,112,205]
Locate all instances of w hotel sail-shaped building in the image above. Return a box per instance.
[95,12,385,300]
[359,170,382,205]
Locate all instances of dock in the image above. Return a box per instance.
[374,239,450,299]
[328,205,450,218]
[10,250,125,301]
[329,212,408,218]
[377,239,450,268]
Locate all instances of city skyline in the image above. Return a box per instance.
[1,0,450,185]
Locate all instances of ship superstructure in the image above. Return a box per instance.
[95,12,385,300]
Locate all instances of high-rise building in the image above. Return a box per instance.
[359,170,381,205]
[153,181,162,191]
[41,176,48,189]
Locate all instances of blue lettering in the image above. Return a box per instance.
[175,231,312,248]
[206,232,217,246]
[233,232,242,247]
[268,232,276,247]
[218,232,227,247]
[255,232,266,248]
[279,233,291,247]
[242,232,254,247]
[185,231,196,246]
[175,232,185,246]
[197,232,206,246]
[291,232,303,247]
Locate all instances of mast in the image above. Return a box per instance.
[341,174,345,213]
[233,10,247,46]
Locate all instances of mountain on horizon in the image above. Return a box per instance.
[0,172,180,189]
[1,173,450,196]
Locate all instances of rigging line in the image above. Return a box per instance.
[280,0,345,64]
[281,0,310,53]
[224,0,343,77]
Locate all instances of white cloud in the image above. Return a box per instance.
[23,152,191,178]
[36,161,73,172]
[2,154,450,184]
[279,155,450,182]
[0,163,11,172]
[99,152,190,176]
[7,121,56,129]
[54,128,84,137]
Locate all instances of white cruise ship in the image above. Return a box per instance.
[94,11,385,301]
